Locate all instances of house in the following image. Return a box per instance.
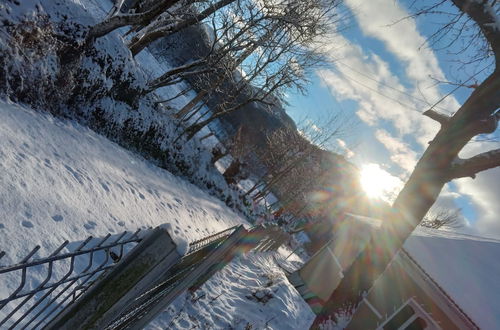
[288,215,500,329]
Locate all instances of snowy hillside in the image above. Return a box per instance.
[0,101,314,328]
[0,100,246,263]
[405,228,500,329]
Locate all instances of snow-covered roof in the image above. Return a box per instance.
[404,228,500,330]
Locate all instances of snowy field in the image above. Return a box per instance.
[0,100,313,328]
[0,100,247,263]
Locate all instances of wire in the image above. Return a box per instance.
[336,60,451,113]
[330,66,425,113]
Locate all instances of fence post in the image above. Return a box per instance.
[44,227,181,330]
[127,225,248,329]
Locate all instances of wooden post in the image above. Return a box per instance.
[44,227,181,330]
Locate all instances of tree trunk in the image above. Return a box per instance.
[223,159,242,185]
[310,165,445,327]
[211,144,227,164]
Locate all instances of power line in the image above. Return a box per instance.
[329,66,424,114]
[336,60,452,113]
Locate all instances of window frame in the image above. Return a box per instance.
[376,297,441,330]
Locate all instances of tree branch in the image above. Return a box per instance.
[466,111,500,136]
[451,0,500,67]
[423,109,452,126]
[447,148,500,180]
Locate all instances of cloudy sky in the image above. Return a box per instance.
[285,0,500,238]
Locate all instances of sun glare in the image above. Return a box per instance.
[360,163,402,202]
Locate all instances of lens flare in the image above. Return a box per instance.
[359,163,403,202]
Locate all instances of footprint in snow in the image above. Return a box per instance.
[21,220,34,228]
[84,221,97,230]
[138,193,145,200]
[0,223,5,229]
[100,181,110,192]
[117,221,126,227]
[43,158,52,169]
[64,165,84,185]
[51,215,64,222]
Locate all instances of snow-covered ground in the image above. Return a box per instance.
[0,100,246,262]
[405,228,500,329]
[0,100,313,328]
[148,249,314,330]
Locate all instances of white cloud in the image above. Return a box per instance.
[336,138,355,158]
[454,142,500,237]
[317,0,462,147]
[374,129,418,174]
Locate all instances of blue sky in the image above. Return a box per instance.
[284,0,500,238]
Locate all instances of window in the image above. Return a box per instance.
[383,305,416,329]
[378,298,438,330]
[406,317,428,330]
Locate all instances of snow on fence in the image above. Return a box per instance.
[0,224,289,329]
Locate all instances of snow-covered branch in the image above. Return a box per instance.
[85,0,186,43]
[447,148,500,180]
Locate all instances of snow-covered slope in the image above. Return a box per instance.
[148,249,314,329]
[0,100,247,262]
[405,228,500,329]
[0,100,313,328]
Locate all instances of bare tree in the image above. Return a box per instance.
[128,0,237,55]
[246,111,350,208]
[176,0,340,140]
[312,0,500,327]
[142,4,268,95]
[84,0,186,45]
[420,207,464,229]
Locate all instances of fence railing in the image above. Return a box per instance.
[0,229,143,329]
[187,225,240,254]
[0,223,289,329]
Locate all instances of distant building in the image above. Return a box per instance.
[288,215,500,329]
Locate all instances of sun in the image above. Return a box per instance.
[359,163,402,201]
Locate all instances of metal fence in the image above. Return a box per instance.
[0,230,143,329]
[103,225,246,330]
[187,225,240,254]
[0,224,289,329]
